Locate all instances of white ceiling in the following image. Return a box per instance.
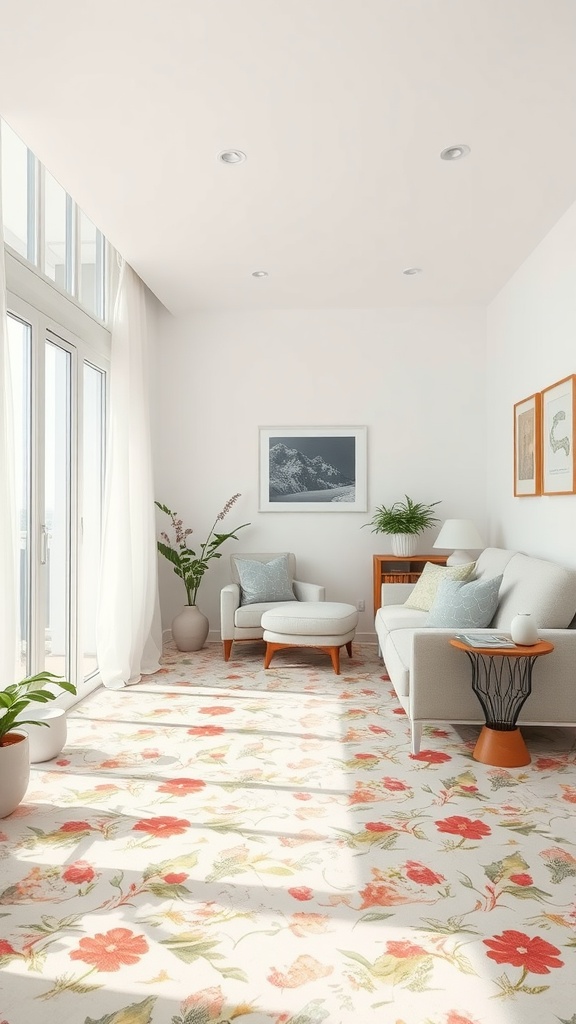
[0,0,575,315]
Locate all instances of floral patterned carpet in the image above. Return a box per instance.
[1,641,576,1024]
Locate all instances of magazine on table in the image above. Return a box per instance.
[454,633,517,649]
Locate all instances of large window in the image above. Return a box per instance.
[1,118,108,323]
[7,301,108,696]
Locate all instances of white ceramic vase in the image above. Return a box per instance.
[391,534,418,557]
[21,706,68,763]
[0,731,30,818]
[171,604,210,652]
[510,612,539,646]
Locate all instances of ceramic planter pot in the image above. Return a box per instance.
[171,605,210,652]
[19,706,68,763]
[390,534,418,557]
[0,730,30,818]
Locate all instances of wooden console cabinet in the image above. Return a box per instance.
[372,554,448,615]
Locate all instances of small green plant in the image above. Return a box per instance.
[155,494,250,606]
[365,495,441,535]
[0,672,76,745]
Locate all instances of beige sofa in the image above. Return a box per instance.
[375,547,576,753]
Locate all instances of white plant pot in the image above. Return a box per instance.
[390,534,418,557]
[510,612,539,646]
[20,706,68,763]
[0,730,30,818]
[171,604,210,652]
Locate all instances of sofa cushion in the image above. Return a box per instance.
[492,552,576,629]
[236,554,297,605]
[426,574,503,628]
[404,561,476,611]
[376,604,429,633]
[474,547,517,581]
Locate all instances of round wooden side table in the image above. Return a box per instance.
[449,637,554,767]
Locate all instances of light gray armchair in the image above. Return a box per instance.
[220,552,325,661]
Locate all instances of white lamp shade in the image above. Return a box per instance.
[433,519,484,565]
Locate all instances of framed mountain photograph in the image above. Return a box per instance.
[259,426,368,512]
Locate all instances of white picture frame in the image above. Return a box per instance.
[258,426,368,512]
[542,375,576,495]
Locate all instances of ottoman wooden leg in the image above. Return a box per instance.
[346,641,353,658]
[326,646,340,674]
[264,642,280,669]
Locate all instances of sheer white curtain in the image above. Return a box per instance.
[0,185,19,686]
[96,260,162,688]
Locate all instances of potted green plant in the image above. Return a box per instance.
[0,671,76,818]
[365,495,441,556]
[155,493,250,652]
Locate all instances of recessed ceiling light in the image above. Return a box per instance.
[402,267,423,276]
[218,149,246,164]
[252,270,268,278]
[440,144,471,161]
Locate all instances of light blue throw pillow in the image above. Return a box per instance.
[426,574,503,628]
[236,555,297,605]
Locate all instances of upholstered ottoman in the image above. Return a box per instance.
[261,601,358,674]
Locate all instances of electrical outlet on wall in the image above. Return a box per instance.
[357,599,365,611]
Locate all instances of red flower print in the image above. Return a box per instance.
[355,752,378,760]
[392,707,406,715]
[56,758,70,766]
[0,940,17,956]
[156,777,206,796]
[187,725,225,736]
[385,939,427,958]
[288,886,314,901]
[534,756,565,771]
[483,930,564,974]
[410,749,451,764]
[509,873,533,886]
[405,861,445,886]
[447,1013,480,1024]
[162,872,188,884]
[293,793,312,801]
[198,705,233,716]
[369,725,387,734]
[70,927,148,971]
[359,882,403,908]
[382,777,409,792]
[62,860,96,884]
[94,784,117,792]
[132,816,190,837]
[365,822,394,833]
[435,815,492,840]
[560,785,576,804]
[60,820,93,833]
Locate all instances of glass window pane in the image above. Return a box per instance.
[1,121,31,259]
[82,363,105,679]
[45,340,71,679]
[79,212,104,318]
[7,314,32,676]
[43,170,68,288]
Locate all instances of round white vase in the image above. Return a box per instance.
[391,534,418,557]
[171,605,210,652]
[510,612,539,646]
[0,731,30,818]
[21,706,68,763]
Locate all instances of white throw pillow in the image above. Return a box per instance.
[236,555,297,605]
[404,561,476,612]
[426,574,503,628]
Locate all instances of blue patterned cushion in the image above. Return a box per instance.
[236,555,297,605]
[426,574,503,628]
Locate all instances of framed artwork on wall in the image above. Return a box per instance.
[258,426,368,512]
[542,375,576,495]
[513,392,542,496]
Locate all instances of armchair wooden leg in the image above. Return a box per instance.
[223,640,233,661]
[345,641,353,658]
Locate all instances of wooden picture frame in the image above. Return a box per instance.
[541,375,576,495]
[258,426,367,512]
[513,392,542,496]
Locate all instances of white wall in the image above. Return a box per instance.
[486,200,576,567]
[151,306,487,640]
